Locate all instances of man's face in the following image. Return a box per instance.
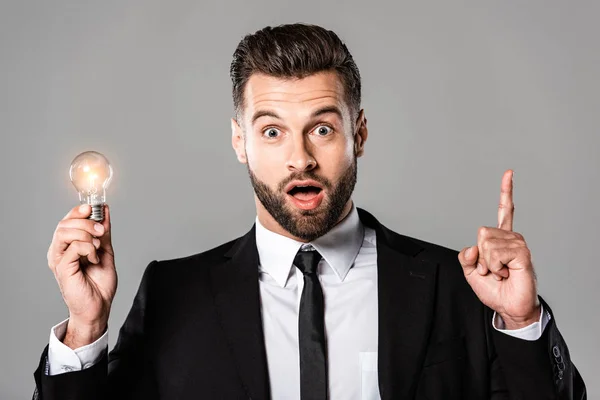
[232,71,367,241]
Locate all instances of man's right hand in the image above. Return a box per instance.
[47,204,117,349]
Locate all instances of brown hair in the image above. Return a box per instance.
[230,23,361,122]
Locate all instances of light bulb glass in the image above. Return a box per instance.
[69,151,113,221]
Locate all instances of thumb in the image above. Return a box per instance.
[458,245,478,275]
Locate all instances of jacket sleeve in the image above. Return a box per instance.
[33,261,160,400]
[490,296,587,400]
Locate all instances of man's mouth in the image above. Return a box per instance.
[288,185,322,200]
[285,180,325,210]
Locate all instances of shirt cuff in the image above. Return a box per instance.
[47,318,108,375]
[492,304,551,341]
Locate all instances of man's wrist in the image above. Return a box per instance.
[498,305,542,330]
[63,318,108,349]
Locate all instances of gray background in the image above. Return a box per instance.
[1,0,598,398]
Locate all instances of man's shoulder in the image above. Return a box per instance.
[361,208,467,288]
[386,229,465,277]
[149,231,250,272]
[401,234,459,260]
[375,224,478,309]
[359,208,459,261]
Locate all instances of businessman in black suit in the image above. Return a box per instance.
[34,23,586,399]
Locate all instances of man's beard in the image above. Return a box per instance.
[247,158,357,242]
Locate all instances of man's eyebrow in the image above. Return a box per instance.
[311,105,343,119]
[251,105,344,125]
[251,110,281,125]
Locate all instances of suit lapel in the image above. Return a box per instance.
[209,226,270,400]
[357,209,438,400]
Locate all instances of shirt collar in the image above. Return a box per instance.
[255,204,365,288]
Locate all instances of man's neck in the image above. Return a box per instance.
[255,198,354,243]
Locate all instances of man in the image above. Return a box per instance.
[34,23,586,399]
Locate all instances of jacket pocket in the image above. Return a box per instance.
[422,336,466,367]
[417,337,467,399]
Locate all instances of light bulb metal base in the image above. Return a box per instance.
[89,204,105,222]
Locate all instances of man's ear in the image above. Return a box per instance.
[354,109,368,157]
[231,118,247,164]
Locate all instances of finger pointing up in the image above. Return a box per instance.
[497,169,514,231]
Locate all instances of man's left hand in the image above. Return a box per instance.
[458,169,541,329]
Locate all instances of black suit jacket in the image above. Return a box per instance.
[33,208,586,399]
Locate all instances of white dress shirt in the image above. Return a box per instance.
[47,205,550,399]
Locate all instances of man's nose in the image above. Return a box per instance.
[285,134,317,172]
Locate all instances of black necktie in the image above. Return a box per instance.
[294,247,328,400]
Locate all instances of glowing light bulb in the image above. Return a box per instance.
[69,151,113,221]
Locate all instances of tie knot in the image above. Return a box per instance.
[294,248,322,275]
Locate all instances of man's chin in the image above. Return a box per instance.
[284,215,330,242]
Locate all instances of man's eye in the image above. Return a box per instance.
[263,128,280,138]
[315,125,332,136]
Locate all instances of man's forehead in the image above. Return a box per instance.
[244,71,346,108]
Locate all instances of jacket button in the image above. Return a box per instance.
[552,345,560,358]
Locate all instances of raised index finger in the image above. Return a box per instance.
[497,169,514,231]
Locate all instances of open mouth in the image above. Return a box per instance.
[285,181,325,210]
[287,185,322,200]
